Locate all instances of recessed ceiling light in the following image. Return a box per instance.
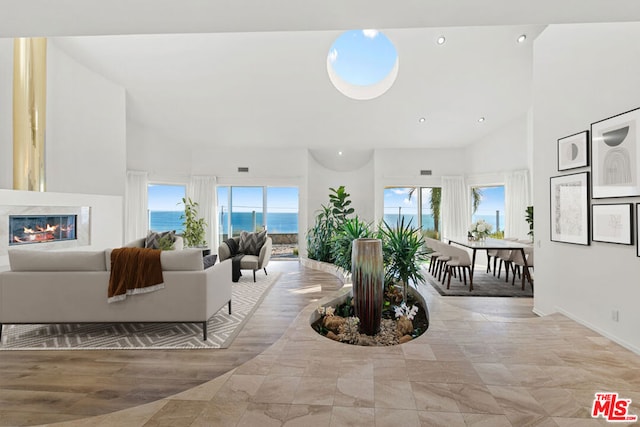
[478,117,485,123]
[338,151,343,156]
[436,36,446,45]
[418,117,426,123]
[517,34,527,43]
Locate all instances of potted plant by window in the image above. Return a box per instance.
[180,197,207,248]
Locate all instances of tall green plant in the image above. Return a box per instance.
[430,188,441,238]
[328,186,355,223]
[525,206,534,240]
[306,186,355,262]
[179,197,207,247]
[331,217,373,272]
[379,217,428,302]
[306,205,335,262]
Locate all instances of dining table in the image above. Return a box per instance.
[445,237,533,285]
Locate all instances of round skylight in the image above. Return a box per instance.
[327,29,399,100]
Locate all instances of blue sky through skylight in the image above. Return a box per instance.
[328,30,398,86]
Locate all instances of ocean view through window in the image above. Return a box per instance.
[471,185,505,235]
[218,186,299,258]
[148,184,186,233]
[384,186,441,238]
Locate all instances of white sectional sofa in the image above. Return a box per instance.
[0,247,232,340]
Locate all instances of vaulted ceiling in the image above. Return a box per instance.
[3,1,640,151]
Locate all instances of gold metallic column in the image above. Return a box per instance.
[13,37,47,191]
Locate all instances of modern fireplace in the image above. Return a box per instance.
[9,214,77,246]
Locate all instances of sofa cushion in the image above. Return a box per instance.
[160,249,204,271]
[9,250,107,272]
[145,231,177,250]
[239,230,267,256]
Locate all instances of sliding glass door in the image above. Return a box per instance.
[217,186,299,258]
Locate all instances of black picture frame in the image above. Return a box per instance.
[591,203,633,245]
[550,172,590,245]
[591,107,640,198]
[636,203,640,257]
[558,130,589,171]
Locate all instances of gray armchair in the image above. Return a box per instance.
[218,236,272,281]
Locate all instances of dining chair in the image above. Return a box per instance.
[443,245,473,291]
[424,237,442,275]
[510,244,534,290]
[496,237,518,281]
[432,240,452,283]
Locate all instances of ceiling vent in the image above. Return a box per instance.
[420,169,432,176]
[238,167,249,173]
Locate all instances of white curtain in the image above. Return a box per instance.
[504,169,531,239]
[125,170,148,243]
[187,175,217,250]
[441,176,470,239]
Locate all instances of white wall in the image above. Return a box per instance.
[533,23,640,353]
[127,121,192,184]
[0,39,12,190]
[46,40,126,196]
[0,189,123,268]
[307,152,375,223]
[465,114,530,175]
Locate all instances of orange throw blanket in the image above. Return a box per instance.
[108,247,164,303]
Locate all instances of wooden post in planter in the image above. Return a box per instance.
[351,238,384,336]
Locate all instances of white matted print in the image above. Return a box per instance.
[591,107,640,198]
[592,203,632,245]
[558,131,589,171]
[550,172,590,245]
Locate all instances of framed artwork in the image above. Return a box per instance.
[592,203,633,245]
[550,172,590,245]
[591,107,640,198]
[558,130,589,171]
[637,204,640,256]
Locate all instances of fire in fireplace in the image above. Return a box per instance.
[9,214,77,246]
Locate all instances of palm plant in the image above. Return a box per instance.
[378,217,428,302]
[430,188,441,238]
[471,187,483,214]
[331,216,373,273]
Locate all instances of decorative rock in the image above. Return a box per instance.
[396,316,413,336]
[326,331,340,341]
[399,335,413,344]
[323,315,346,333]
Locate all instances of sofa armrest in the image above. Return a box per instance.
[124,238,145,248]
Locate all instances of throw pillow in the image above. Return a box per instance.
[239,230,267,256]
[145,231,176,250]
[203,254,217,269]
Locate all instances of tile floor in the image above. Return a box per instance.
[41,263,640,426]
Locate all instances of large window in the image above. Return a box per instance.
[147,184,186,233]
[384,186,441,238]
[471,185,505,236]
[217,186,299,258]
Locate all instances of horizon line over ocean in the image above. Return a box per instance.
[150,210,505,233]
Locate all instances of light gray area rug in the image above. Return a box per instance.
[0,272,280,350]
[424,267,533,297]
